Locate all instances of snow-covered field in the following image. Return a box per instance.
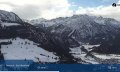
[70,44,120,64]
[0,38,59,63]
[70,46,99,64]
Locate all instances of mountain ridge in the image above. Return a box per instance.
[33,14,120,44]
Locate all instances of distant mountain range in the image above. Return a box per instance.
[31,14,120,44]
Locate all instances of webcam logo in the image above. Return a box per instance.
[112,3,116,7]
[112,3,120,7]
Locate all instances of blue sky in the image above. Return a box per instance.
[68,0,119,10]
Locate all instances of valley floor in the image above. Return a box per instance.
[70,45,120,64]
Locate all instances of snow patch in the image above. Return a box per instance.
[1,23,20,27]
[83,44,100,51]
[95,20,105,25]
[94,54,120,60]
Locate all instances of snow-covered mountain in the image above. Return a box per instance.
[33,15,120,44]
[1,10,120,64]
[0,10,23,23]
[31,15,120,27]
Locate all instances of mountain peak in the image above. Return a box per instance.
[0,10,23,23]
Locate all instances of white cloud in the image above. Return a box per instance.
[118,0,120,3]
[0,0,120,21]
[0,4,13,11]
[75,0,120,21]
[0,0,73,20]
[71,0,120,21]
